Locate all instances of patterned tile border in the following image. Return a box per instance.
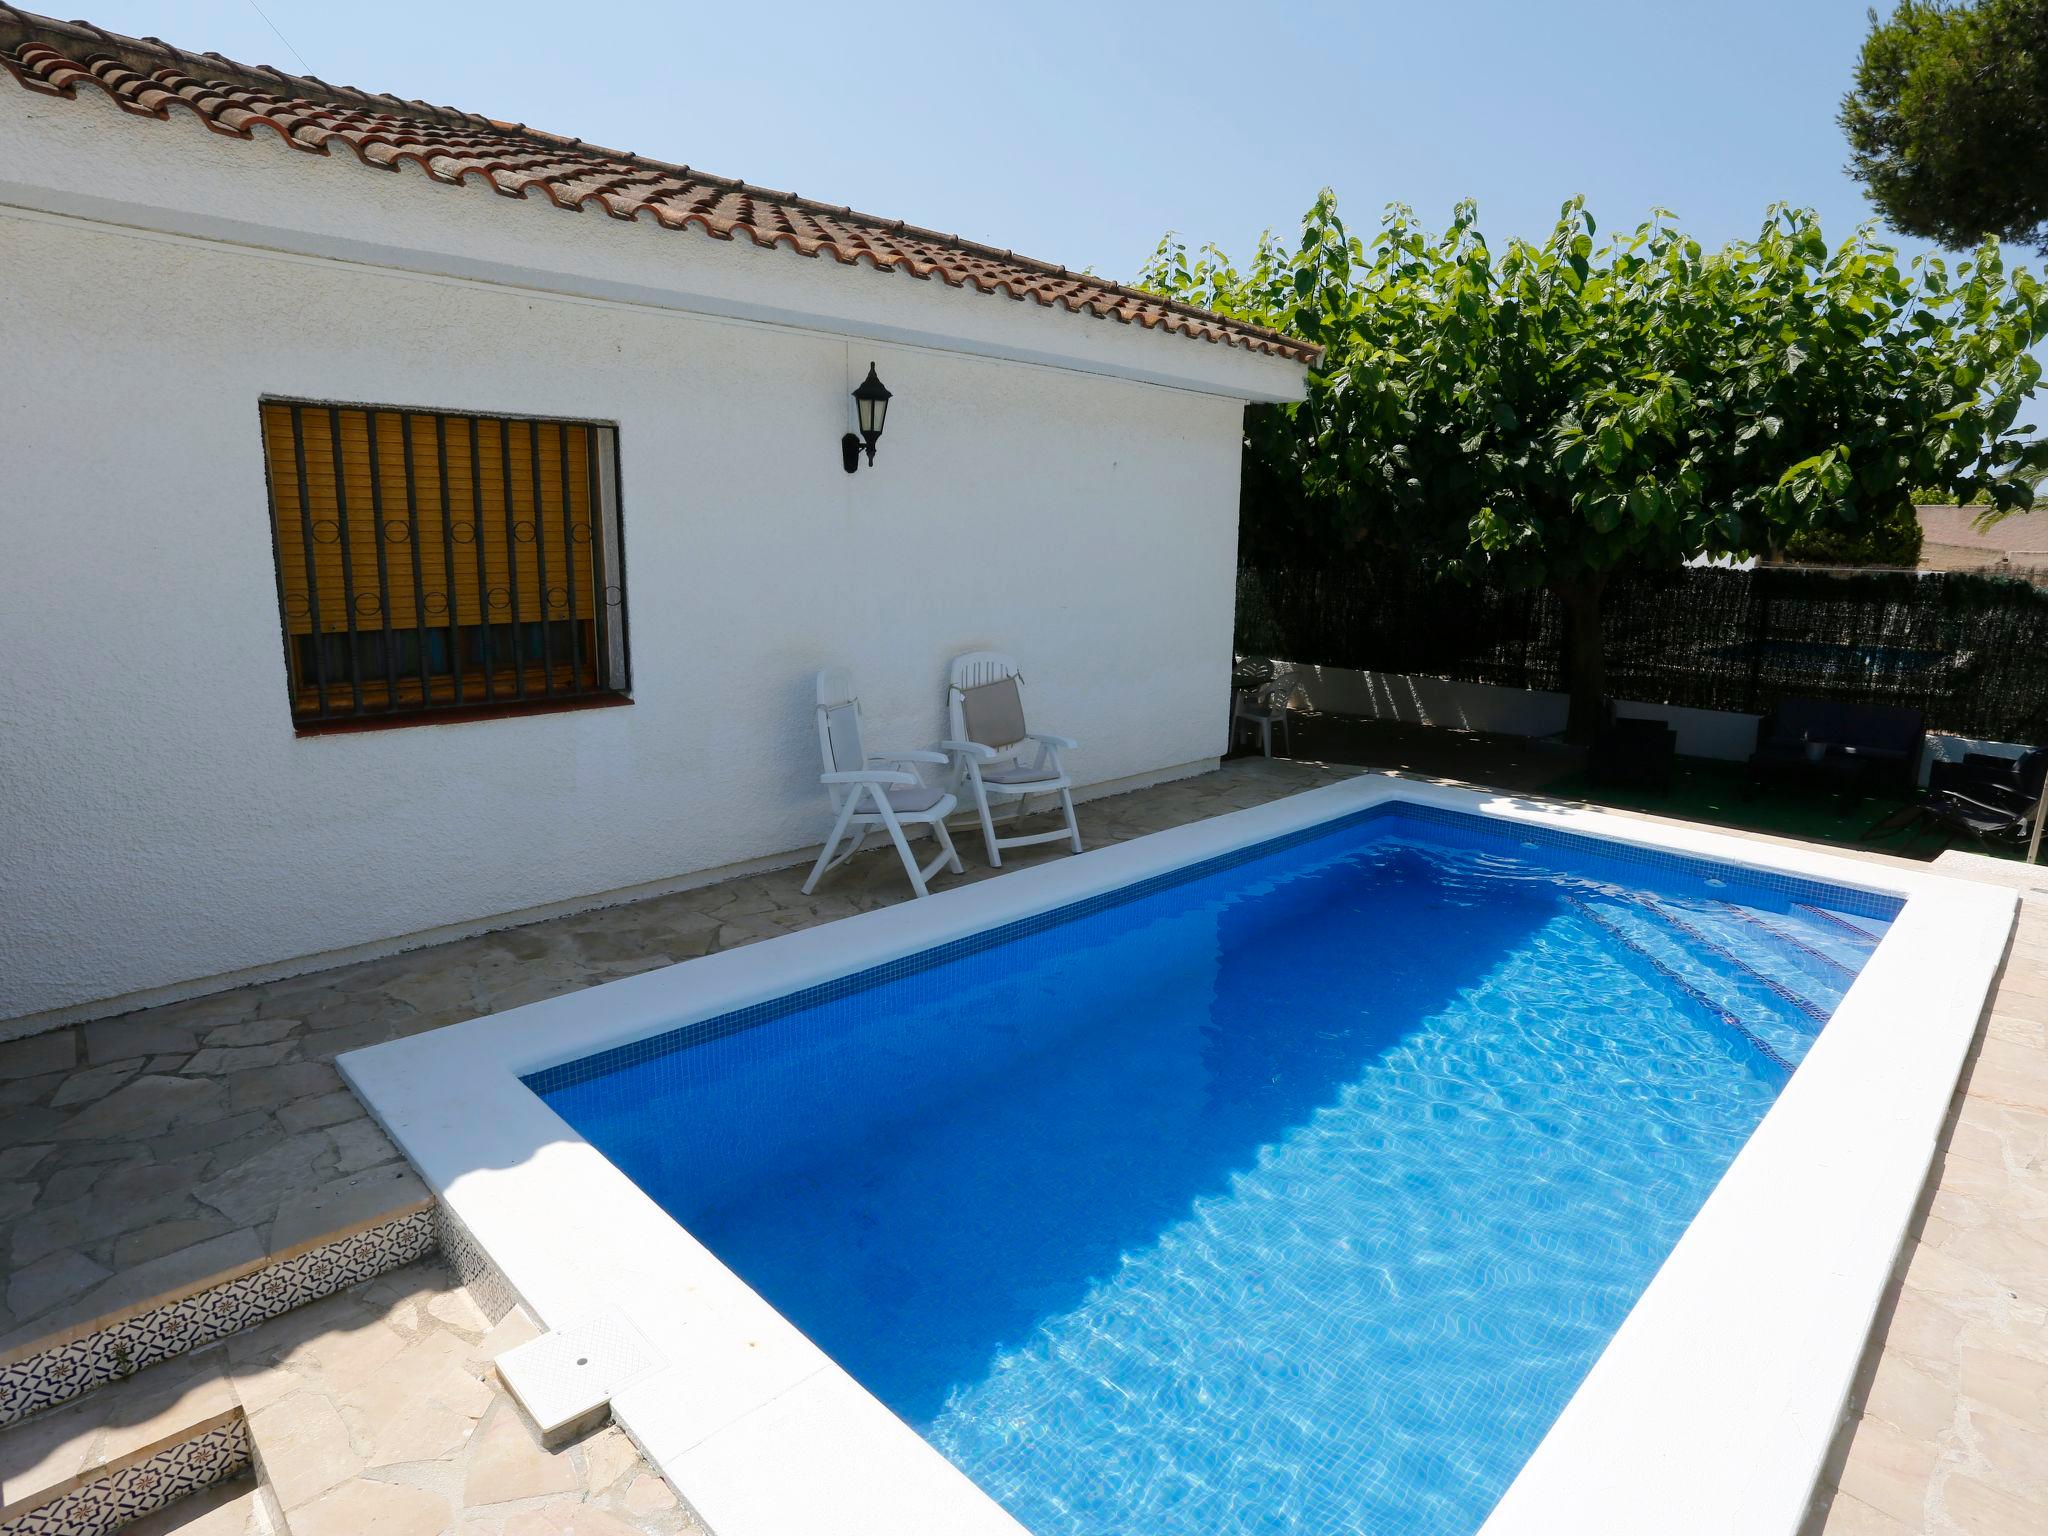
[435,1204,520,1326]
[0,1208,434,1427]
[0,1416,249,1536]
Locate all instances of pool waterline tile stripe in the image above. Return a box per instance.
[1642,898,1832,1027]
[1564,895,1797,1076]
[525,799,1893,1097]
[1717,902,1861,982]
[1378,804,1900,919]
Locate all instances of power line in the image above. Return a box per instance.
[244,0,313,77]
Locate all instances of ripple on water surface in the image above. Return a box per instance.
[534,812,1892,1536]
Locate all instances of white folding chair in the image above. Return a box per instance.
[941,651,1083,868]
[801,668,963,899]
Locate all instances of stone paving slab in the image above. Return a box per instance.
[0,1344,236,1516]
[1808,892,2048,1536]
[1,758,1350,1354]
[121,1475,267,1534]
[232,1259,700,1535]
[0,1256,698,1535]
[11,749,2045,1532]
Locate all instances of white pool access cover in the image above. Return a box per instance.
[495,1307,664,1437]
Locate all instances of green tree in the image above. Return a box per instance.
[1782,503,1926,565]
[1842,0,2048,254]
[1139,194,2047,738]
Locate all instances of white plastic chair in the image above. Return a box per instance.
[941,651,1083,867]
[1232,680,1295,757]
[801,668,963,899]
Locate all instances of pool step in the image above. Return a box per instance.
[1795,902,1886,948]
[1711,903,1862,985]
[1587,895,1850,1040]
[1638,899,1835,1025]
[0,1349,249,1536]
[1,1204,436,1433]
[1566,896,1798,1075]
[1708,902,1873,1012]
[0,1251,552,1536]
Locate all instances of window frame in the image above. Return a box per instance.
[256,397,632,735]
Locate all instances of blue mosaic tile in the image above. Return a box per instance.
[526,795,1884,1536]
[526,798,1901,1096]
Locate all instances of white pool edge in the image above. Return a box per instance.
[338,775,2016,1536]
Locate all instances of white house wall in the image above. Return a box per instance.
[0,99,1259,1028]
[0,84,1308,405]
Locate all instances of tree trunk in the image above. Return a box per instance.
[1556,574,1610,745]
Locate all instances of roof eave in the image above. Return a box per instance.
[0,5,1320,372]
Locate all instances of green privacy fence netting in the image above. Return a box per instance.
[1236,564,2048,743]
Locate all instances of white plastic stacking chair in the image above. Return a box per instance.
[801,668,963,899]
[1232,680,1295,757]
[941,651,1083,868]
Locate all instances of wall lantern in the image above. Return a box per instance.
[841,362,893,473]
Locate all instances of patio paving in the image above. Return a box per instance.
[2,1254,703,1535]
[1805,884,2048,1536]
[0,757,1355,1354]
[5,747,2046,1533]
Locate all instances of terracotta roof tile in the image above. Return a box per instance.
[0,7,1317,366]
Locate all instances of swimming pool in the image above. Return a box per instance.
[525,805,1894,1536]
[340,777,2014,1536]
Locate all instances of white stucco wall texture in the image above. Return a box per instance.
[0,90,1288,1028]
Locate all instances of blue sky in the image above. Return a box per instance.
[79,0,1995,287]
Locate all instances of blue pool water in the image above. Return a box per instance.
[531,804,1898,1535]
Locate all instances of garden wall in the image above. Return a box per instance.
[1243,661,2029,781]
[1236,563,2048,745]
[1249,665,1763,760]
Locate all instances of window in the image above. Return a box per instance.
[259,401,628,728]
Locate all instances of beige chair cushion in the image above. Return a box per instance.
[960,676,1029,750]
[981,763,1060,786]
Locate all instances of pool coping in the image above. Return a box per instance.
[337,775,2017,1536]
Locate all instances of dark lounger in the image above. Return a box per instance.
[1749,698,1925,800]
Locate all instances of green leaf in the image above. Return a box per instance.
[1137,186,2048,609]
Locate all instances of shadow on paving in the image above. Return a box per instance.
[0,758,1357,1353]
